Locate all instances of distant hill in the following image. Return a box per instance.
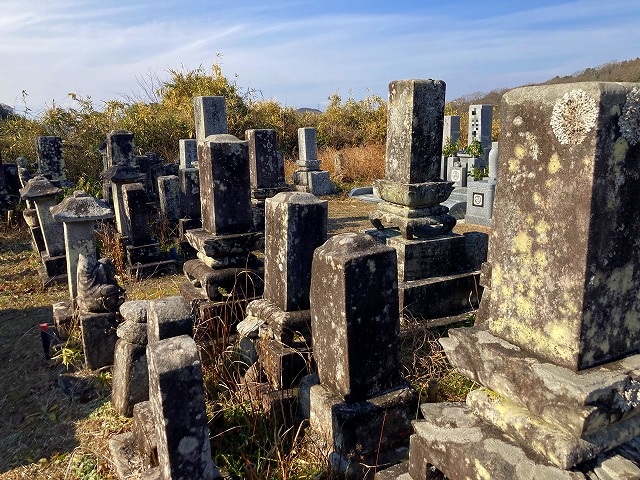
[449,57,640,118]
[0,103,13,120]
[296,107,322,115]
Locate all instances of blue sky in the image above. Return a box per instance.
[1,0,639,116]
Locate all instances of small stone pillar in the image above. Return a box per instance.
[148,335,220,479]
[35,136,67,185]
[308,233,416,478]
[181,122,264,326]
[179,139,197,169]
[121,183,175,278]
[194,96,227,143]
[19,175,67,285]
[157,174,180,222]
[246,129,291,230]
[293,128,334,195]
[401,82,640,480]
[240,192,327,394]
[177,139,202,242]
[368,79,484,319]
[50,190,114,301]
[102,163,145,239]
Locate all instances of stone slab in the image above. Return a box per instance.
[293,170,334,195]
[257,336,313,389]
[185,228,264,258]
[399,270,481,319]
[440,326,640,437]
[147,296,193,343]
[80,312,118,370]
[111,339,148,417]
[133,400,158,465]
[108,431,146,480]
[119,300,149,323]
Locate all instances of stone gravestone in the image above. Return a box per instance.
[177,139,202,246]
[368,79,486,319]
[308,233,416,478]
[19,175,67,286]
[465,141,498,227]
[0,151,20,215]
[121,183,175,278]
[181,108,264,328]
[239,192,327,406]
[246,129,291,230]
[398,82,640,480]
[102,130,136,204]
[194,96,227,142]
[467,103,493,153]
[35,136,67,185]
[293,128,334,195]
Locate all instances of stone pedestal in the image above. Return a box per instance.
[368,79,485,320]
[80,311,118,370]
[293,127,334,195]
[395,83,640,479]
[308,234,417,477]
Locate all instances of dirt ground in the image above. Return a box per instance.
[0,197,489,479]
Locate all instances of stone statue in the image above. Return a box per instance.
[76,254,125,313]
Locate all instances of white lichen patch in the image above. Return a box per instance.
[550,89,598,146]
[619,87,640,146]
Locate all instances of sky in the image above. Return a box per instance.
[1,0,639,116]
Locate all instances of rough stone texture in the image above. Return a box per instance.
[385,80,446,184]
[310,233,402,402]
[35,136,66,183]
[117,320,148,345]
[481,83,640,371]
[441,326,640,438]
[112,339,148,416]
[157,175,181,221]
[80,312,118,370]
[309,383,417,478]
[183,258,264,301]
[442,115,461,147]
[257,337,313,389]
[19,175,65,257]
[409,403,586,480]
[197,134,253,235]
[247,129,285,189]
[122,183,153,246]
[76,254,125,313]
[184,229,263,260]
[147,296,193,343]
[107,130,136,168]
[194,96,227,143]
[147,335,219,480]
[179,168,200,219]
[263,192,328,311]
[133,400,158,464]
[467,388,640,469]
[246,299,312,344]
[298,127,319,164]
[179,139,197,169]
[119,300,149,323]
[292,170,334,195]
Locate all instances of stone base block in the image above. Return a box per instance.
[109,431,147,480]
[41,253,67,277]
[257,337,314,389]
[79,311,118,370]
[246,298,312,344]
[409,403,640,480]
[126,243,161,265]
[112,340,148,417]
[251,185,291,200]
[399,270,481,319]
[126,259,176,280]
[309,383,417,478]
[52,300,73,340]
[133,401,158,467]
[465,179,496,227]
[369,208,456,239]
[183,259,264,301]
[440,326,640,437]
[293,170,334,195]
[184,228,264,258]
[37,265,67,288]
[467,388,640,469]
[366,229,468,281]
[240,367,299,427]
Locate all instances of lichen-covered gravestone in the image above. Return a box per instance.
[399,82,640,480]
[308,233,416,478]
[367,79,486,319]
[293,127,334,195]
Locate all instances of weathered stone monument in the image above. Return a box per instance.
[121,182,176,278]
[394,82,640,479]
[177,139,202,247]
[293,127,334,195]
[0,151,20,216]
[239,191,327,407]
[308,233,416,478]
[19,175,67,286]
[181,97,264,327]
[246,128,291,230]
[368,79,485,319]
[35,136,68,185]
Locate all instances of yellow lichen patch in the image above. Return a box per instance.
[582,155,593,168]
[514,144,526,160]
[508,157,520,173]
[533,250,548,268]
[607,263,635,294]
[548,153,561,175]
[525,215,535,226]
[614,137,629,162]
[532,191,544,208]
[515,294,535,319]
[534,221,550,244]
[513,230,533,254]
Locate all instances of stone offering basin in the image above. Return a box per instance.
[374,179,454,208]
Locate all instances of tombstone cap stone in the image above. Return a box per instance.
[19,175,62,199]
[50,190,114,222]
[204,133,243,144]
[101,164,145,182]
[268,191,324,205]
[317,232,395,263]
